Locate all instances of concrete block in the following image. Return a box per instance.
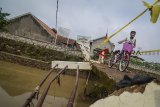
[51,61,91,70]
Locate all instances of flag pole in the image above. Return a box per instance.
[54,0,59,45]
[66,35,70,48]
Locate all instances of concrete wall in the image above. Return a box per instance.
[91,38,113,56]
[6,15,53,42]
[51,61,91,70]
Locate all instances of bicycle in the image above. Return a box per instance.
[108,42,134,71]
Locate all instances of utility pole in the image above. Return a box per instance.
[106,28,108,37]
[54,0,59,45]
[0,8,2,13]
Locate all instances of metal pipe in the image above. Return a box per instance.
[22,64,58,107]
[0,8,2,13]
[36,65,68,107]
[67,66,79,107]
[38,64,58,87]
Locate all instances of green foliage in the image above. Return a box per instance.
[0,37,83,62]
[130,58,143,66]
[0,8,10,30]
[130,57,160,71]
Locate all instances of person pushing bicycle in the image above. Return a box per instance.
[109,31,137,71]
[113,31,136,63]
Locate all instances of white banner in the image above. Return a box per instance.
[58,27,70,37]
[77,35,91,43]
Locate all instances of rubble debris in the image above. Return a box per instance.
[116,74,155,89]
[90,81,160,107]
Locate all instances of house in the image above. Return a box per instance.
[90,36,114,56]
[5,13,79,49]
[56,34,80,49]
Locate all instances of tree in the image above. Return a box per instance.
[0,8,10,31]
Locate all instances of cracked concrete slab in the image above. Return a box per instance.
[90,81,160,107]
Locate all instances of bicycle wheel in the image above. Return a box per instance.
[119,52,130,71]
[108,53,115,68]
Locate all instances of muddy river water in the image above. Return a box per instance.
[0,61,92,107]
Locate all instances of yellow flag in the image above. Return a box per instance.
[143,1,151,9]
[151,4,160,23]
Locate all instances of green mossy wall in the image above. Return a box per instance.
[0,37,83,62]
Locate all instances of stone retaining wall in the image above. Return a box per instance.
[0,51,50,70]
[0,51,88,78]
[129,64,160,75]
[0,32,82,57]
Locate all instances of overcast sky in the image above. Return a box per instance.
[0,0,160,62]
